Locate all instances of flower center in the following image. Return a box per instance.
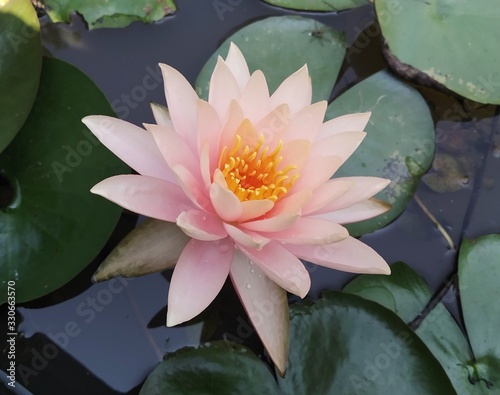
[218,132,299,202]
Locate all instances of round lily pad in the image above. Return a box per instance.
[327,70,435,236]
[376,0,500,104]
[278,292,456,395]
[0,57,129,303]
[43,0,177,30]
[0,0,42,153]
[139,342,280,395]
[195,16,345,103]
[261,0,368,11]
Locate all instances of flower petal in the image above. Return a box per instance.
[240,199,274,222]
[317,176,391,213]
[197,100,222,174]
[159,63,199,151]
[238,70,270,123]
[82,115,174,182]
[239,242,311,298]
[219,100,245,154]
[167,238,234,326]
[150,102,172,127]
[92,219,190,282]
[262,217,348,245]
[91,175,192,221]
[291,155,343,193]
[145,123,200,177]
[225,42,251,91]
[230,250,289,376]
[241,211,300,232]
[176,210,227,241]
[301,178,354,215]
[285,236,391,275]
[316,112,371,140]
[312,198,391,224]
[310,131,366,162]
[270,64,311,114]
[224,223,270,250]
[279,139,311,174]
[209,57,241,120]
[282,101,327,142]
[210,169,243,222]
[171,164,212,212]
[269,188,312,217]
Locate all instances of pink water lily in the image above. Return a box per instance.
[83,43,391,374]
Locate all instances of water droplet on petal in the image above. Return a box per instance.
[249,261,254,266]
[246,283,252,290]
[250,268,255,274]
[258,274,262,278]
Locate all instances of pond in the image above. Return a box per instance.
[1,0,499,394]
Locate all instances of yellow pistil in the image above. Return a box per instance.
[218,126,299,203]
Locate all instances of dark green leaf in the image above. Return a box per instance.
[261,0,368,11]
[195,16,345,103]
[328,70,435,236]
[0,57,129,303]
[139,342,281,395]
[0,0,42,153]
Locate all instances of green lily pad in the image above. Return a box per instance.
[345,256,500,394]
[278,292,456,395]
[459,235,500,385]
[0,0,42,153]
[139,342,281,395]
[375,0,500,104]
[43,0,176,30]
[261,0,368,11]
[328,70,435,236]
[195,16,345,103]
[0,57,129,303]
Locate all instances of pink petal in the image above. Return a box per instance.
[167,238,234,326]
[238,70,270,124]
[262,217,348,245]
[209,57,240,120]
[240,199,274,222]
[176,210,227,241]
[269,188,312,217]
[316,112,371,140]
[270,65,311,114]
[310,131,366,162]
[282,101,327,142]
[150,102,172,127]
[82,116,175,182]
[145,123,200,178]
[230,250,289,375]
[199,144,212,188]
[210,169,243,222]
[159,63,199,152]
[241,211,300,232]
[254,104,290,147]
[313,198,391,224]
[290,155,343,193]
[224,223,270,250]
[239,242,311,298]
[218,100,245,155]
[302,178,354,215]
[318,176,391,213]
[285,236,391,275]
[91,175,192,221]
[279,139,311,174]
[171,164,212,212]
[197,100,222,171]
[225,43,251,91]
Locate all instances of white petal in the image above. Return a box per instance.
[270,65,311,114]
[313,198,391,224]
[225,42,251,91]
[176,210,227,241]
[316,112,372,140]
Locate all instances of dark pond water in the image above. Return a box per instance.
[1,0,499,394]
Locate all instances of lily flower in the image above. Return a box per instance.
[83,43,391,375]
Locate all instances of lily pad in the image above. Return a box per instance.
[139,342,281,395]
[261,0,368,11]
[195,16,345,103]
[278,292,456,395]
[0,57,129,303]
[328,70,435,236]
[459,235,500,386]
[375,0,500,104]
[345,254,500,394]
[0,0,42,153]
[43,0,176,30]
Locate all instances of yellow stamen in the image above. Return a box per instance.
[218,121,299,203]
